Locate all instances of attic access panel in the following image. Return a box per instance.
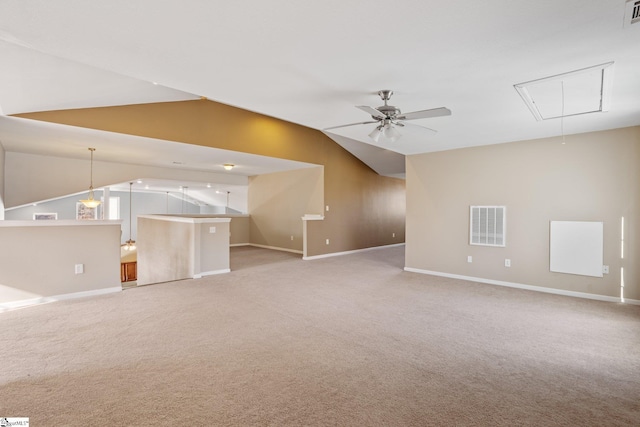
[514,62,614,121]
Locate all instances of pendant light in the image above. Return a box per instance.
[122,182,136,251]
[80,148,101,208]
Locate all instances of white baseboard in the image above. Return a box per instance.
[193,269,231,278]
[304,243,405,261]
[245,243,303,255]
[0,286,122,313]
[404,267,640,305]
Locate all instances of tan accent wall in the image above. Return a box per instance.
[17,100,406,256]
[406,126,640,301]
[0,222,121,304]
[248,167,324,252]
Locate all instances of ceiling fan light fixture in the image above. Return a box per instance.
[383,124,401,142]
[328,89,450,143]
[368,120,401,143]
[368,126,383,143]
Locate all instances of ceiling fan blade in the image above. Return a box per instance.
[396,107,451,121]
[356,105,387,119]
[323,120,379,131]
[401,122,437,134]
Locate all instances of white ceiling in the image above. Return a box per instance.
[0,0,639,181]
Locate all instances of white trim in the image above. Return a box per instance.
[138,215,231,224]
[248,243,303,255]
[304,243,405,261]
[0,286,122,313]
[193,269,231,278]
[230,243,251,247]
[403,267,640,305]
[301,214,324,221]
[0,219,121,227]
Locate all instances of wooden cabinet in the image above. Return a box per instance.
[121,261,137,282]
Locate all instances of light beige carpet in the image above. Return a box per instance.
[1,245,638,426]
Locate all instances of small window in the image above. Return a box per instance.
[470,206,506,247]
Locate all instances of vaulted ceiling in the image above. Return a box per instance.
[0,1,639,179]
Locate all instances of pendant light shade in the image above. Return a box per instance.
[80,148,101,208]
[122,182,136,251]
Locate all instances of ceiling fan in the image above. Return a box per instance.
[324,90,451,143]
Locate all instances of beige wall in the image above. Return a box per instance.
[0,221,121,305]
[229,215,250,245]
[248,167,324,252]
[18,100,406,256]
[152,213,250,245]
[137,217,194,285]
[5,151,248,208]
[406,126,640,301]
[196,221,230,274]
[137,216,231,285]
[0,142,4,219]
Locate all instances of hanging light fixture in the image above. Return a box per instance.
[122,182,136,251]
[368,119,401,143]
[80,148,101,208]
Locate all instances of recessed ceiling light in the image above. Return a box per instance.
[514,62,614,121]
[137,179,143,184]
[207,183,211,188]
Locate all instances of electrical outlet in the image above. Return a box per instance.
[75,264,84,274]
[603,265,609,274]
[290,235,294,241]
[392,232,395,238]
[467,256,472,263]
[505,259,511,267]
[326,238,330,245]
[325,205,330,212]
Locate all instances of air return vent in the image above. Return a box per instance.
[625,0,640,26]
[470,206,506,247]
